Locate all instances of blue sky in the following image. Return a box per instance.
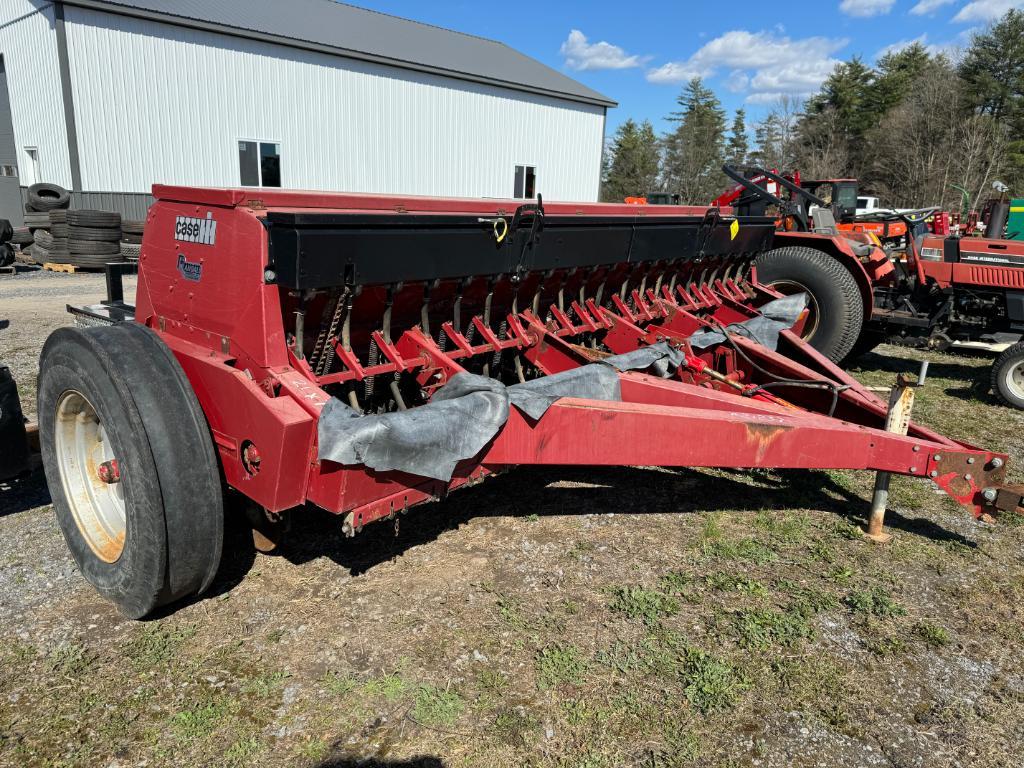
[350,0,1020,134]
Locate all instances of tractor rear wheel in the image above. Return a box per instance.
[38,322,223,617]
[754,246,864,363]
[992,341,1024,409]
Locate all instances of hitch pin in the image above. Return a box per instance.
[865,360,927,543]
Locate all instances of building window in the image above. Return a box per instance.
[514,165,536,199]
[238,140,281,187]
[24,147,39,186]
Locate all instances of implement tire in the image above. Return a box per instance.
[38,323,223,618]
[992,341,1024,410]
[754,246,864,363]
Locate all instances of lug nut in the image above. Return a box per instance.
[930,470,939,478]
[982,488,998,502]
[991,457,1004,469]
[967,457,975,465]
[97,459,121,484]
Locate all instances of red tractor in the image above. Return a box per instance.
[718,166,1024,409]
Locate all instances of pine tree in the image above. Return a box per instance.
[661,78,727,203]
[958,10,1024,120]
[726,109,749,168]
[872,42,932,114]
[959,10,1024,193]
[601,119,660,202]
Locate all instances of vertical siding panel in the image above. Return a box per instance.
[63,7,604,200]
[0,0,72,189]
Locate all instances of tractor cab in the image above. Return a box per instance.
[800,179,859,223]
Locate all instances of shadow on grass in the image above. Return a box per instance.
[312,758,444,768]
[849,348,1003,408]
[230,463,978,588]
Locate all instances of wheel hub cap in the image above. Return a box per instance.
[54,391,126,563]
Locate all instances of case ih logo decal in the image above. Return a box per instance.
[175,213,217,245]
[177,254,202,282]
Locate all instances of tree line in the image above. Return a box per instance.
[601,9,1024,212]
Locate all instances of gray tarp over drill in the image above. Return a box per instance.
[318,293,807,481]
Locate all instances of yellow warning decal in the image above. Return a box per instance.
[730,219,739,240]
[1011,206,1024,213]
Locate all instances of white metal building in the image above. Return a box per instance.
[0,0,613,222]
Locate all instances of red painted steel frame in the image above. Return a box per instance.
[133,186,1014,535]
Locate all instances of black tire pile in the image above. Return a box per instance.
[121,219,144,263]
[23,182,70,264]
[66,210,123,269]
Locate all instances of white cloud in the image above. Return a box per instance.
[839,0,896,16]
[725,70,750,92]
[745,92,793,105]
[646,61,711,84]
[875,34,929,58]
[749,59,841,93]
[559,29,647,71]
[953,0,1024,21]
[909,0,955,14]
[645,30,846,100]
[875,33,962,59]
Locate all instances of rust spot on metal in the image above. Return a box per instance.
[743,422,791,463]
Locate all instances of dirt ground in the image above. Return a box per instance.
[1,268,1023,768]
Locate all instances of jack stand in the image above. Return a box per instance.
[864,361,929,543]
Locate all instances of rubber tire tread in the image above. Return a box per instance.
[122,220,145,235]
[69,239,120,255]
[67,209,121,228]
[841,329,887,365]
[27,183,70,211]
[991,341,1024,409]
[38,324,223,617]
[68,224,121,242]
[754,246,864,363]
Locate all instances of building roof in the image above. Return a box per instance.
[63,0,616,108]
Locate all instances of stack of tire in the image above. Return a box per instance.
[120,219,144,263]
[24,183,70,264]
[33,210,70,264]
[66,209,123,269]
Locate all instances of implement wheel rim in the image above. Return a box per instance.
[1004,358,1024,401]
[766,279,819,341]
[54,390,126,563]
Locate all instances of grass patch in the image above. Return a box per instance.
[362,671,408,701]
[48,642,93,677]
[865,635,908,657]
[659,571,692,594]
[609,586,680,622]
[412,684,463,726]
[536,644,588,690]
[125,624,197,669]
[914,621,951,648]
[494,709,538,747]
[705,573,768,597]
[846,587,906,618]
[681,648,746,713]
[171,696,231,742]
[731,607,813,649]
[779,581,840,616]
[225,736,260,765]
[241,669,289,698]
[704,538,778,565]
[755,511,811,543]
[322,670,358,696]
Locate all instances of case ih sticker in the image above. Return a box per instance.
[175,212,217,245]
[177,254,202,282]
